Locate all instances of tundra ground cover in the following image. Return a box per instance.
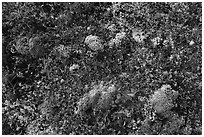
[2,2,202,135]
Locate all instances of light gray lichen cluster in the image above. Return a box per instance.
[75,81,117,115]
[15,36,44,58]
[84,35,104,51]
[150,84,179,116]
[53,44,71,58]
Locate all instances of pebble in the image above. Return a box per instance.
[189,40,195,46]
[60,79,65,83]
[69,64,80,72]
[163,71,168,76]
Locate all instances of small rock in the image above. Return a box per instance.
[189,40,195,46]
[44,86,51,90]
[119,72,128,78]
[87,26,91,30]
[69,64,80,72]
[107,24,116,32]
[169,55,174,60]
[60,79,65,83]
[107,8,111,11]
[55,34,60,37]
[127,93,135,97]
[163,71,168,76]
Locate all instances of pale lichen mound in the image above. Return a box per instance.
[75,81,117,115]
[15,36,30,55]
[53,44,71,58]
[29,36,45,58]
[150,85,178,115]
[132,28,147,43]
[97,84,116,110]
[15,36,45,58]
[84,35,104,51]
[108,32,126,47]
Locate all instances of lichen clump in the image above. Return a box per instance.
[109,32,126,47]
[150,85,178,115]
[15,36,44,58]
[29,37,44,58]
[53,44,71,58]
[132,28,147,43]
[75,81,117,115]
[15,36,30,55]
[84,35,104,51]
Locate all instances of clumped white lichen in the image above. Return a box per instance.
[109,32,126,47]
[15,36,30,55]
[53,44,71,58]
[84,35,104,51]
[150,85,178,114]
[29,37,44,58]
[75,81,117,115]
[15,36,44,58]
[132,28,147,43]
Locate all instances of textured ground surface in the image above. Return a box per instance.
[2,2,202,135]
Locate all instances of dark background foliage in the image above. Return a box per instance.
[2,2,202,135]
